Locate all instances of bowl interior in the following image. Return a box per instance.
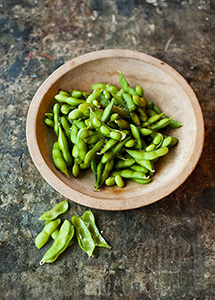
[27,50,204,210]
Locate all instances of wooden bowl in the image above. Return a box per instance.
[26,49,204,210]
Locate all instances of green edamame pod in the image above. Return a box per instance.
[130,164,148,173]
[132,95,146,108]
[103,90,111,100]
[72,159,80,177]
[52,142,69,176]
[35,219,61,249]
[115,175,125,188]
[130,111,141,126]
[68,108,84,120]
[114,158,135,169]
[105,176,115,186]
[45,118,54,127]
[45,220,60,240]
[55,94,85,106]
[84,139,105,165]
[111,93,127,108]
[58,126,73,167]
[72,144,79,158]
[72,215,95,257]
[146,109,157,117]
[60,104,74,115]
[40,220,74,264]
[111,169,149,180]
[132,178,152,185]
[60,116,71,138]
[45,112,54,119]
[59,90,70,97]
[126,147,169,161]
[130,124,142,150]
[91,157,99,185]
[105,84,119,94]
[81,210,110,248]
[135,85,144,97]
[169,119,183,128]
[73,119,86,129]
[151,118,173,130]
[53,103,60,136]
[78,139,88,162]
[86,89,102,104]
[169,137,179,146]
[70,124,78,144]
[137,107,148,122]
[78,102,94,116]
[110,113,120,121]
[122,93,136,111]
[84,133,101,144]
[139,128,152,136]
[125,139,136,148]
[99,158,114,188]
[161,136,172,148]
[136,159,154,172]
[101,98,115,122]
[112,105,130,119]
[39,200,69,220]
[115,119,130,130]
[101,137,130,164]
[148,113,164,125]
[96,160,104,190]
[119,71,137,96]
[91,83,106,90]
[98,139,118,154]
[145,144,156,152]
[71,90,82,98]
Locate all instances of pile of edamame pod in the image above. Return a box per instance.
[44,72,182,189]
[35,200,110,264]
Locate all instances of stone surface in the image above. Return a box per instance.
[0,0,215,299]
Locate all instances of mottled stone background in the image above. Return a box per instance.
[0,0,215,299]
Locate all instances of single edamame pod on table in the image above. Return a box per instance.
[35,219,61,249]
[39,200,69,220]
[45,220,60,240]
[72,215,95,257]
[40,220,74,264]
[81,210,111,248]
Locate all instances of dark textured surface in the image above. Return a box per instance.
[0,0,215,299]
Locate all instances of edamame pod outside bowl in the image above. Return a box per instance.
[26,49,204,211]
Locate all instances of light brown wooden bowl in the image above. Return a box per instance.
[26,49,204,210]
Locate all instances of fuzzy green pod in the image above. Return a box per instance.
[39,200,69,221]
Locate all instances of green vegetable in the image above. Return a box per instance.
[44,72,181,189]
[35,219,61,249]
[39,200,69,221]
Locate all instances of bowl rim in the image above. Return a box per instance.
[26,49,205,210]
